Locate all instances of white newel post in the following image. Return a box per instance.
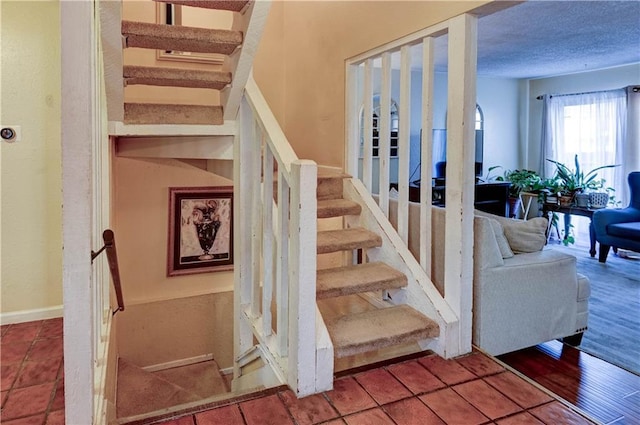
[444,13,477,356]
[234,98,258,376]
[61,1,100,423]
[288,160,317,396]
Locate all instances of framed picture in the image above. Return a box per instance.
[168,186,233,276]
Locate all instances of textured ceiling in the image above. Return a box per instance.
[424,0,640,79]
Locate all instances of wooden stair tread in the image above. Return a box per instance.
[317,227,382,254]
[326,305,439,358]
[153,0,250,12]
[124,103,223,125]
[124,65,231,89]
[122,20,242,55]
[317,262,407,299]
[317,199,361,218]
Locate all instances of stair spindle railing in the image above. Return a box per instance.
[345,14,478,358]
[235,74,333,396]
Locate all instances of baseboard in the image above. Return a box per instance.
[0,305,63,325]
[142,353,215,372]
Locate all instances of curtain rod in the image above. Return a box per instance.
[536,86,639,100]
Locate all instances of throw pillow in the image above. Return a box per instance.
[501,217,548,253]
[475,209,548,254]
[487,218,514,258]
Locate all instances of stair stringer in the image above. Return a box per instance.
[343,178,461,359]
[222,0,272,120]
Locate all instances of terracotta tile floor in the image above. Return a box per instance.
[1,318,65,425]
[1,318,596,425]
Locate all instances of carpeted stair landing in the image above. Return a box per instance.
[315,170,439,360]
[116,358,229,419]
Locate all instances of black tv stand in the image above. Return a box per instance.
[403,180,510,217]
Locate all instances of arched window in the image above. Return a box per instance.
[361,95,399,158]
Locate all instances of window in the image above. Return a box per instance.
[362,96,399,158]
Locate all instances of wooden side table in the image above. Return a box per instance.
[542,204,598,257]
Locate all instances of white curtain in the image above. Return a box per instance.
[540,88,637,243]
[542,88,628,205]
[623,86,640,202]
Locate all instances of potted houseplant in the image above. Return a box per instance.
[497,169,542,218]
[547,155,618,207]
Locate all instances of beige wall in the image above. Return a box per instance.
[253,1,489,168]
[114,156,234,366]
[116,292,233,368]
[114,156,234,305]
[1,0,63,317]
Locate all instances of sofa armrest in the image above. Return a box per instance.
[473,249,581,355]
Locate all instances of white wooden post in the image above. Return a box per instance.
[262,147,274,336]
[235,98,257,376]
[378,52,392,215]
[345,64,360,177]
[397,45,411,244]
[362,60,374,191]
[276,170,290,354]
[288,160,317,396]
[420,37,435,273]
[444,14,477,356]
[250,122,263,319]
[61,1,96,423]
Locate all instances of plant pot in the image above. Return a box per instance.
[520,192,540,220]
[507,197,521,218]
[559,194,574,207]
[589,192,608,209]
[545,195,558,205]
[575,193,590,208]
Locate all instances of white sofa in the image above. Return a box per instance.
[387,201,590,356]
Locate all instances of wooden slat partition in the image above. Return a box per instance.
[344,14,478,359]
[362,59,374,191]
[236,75,332,396]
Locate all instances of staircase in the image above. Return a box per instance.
[105,0,449,402]
[315,170,439,360]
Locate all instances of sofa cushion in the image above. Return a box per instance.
[608,222,640,239]
[475,210,548,254]
[487,218,514,259]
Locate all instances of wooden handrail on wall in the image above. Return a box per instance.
[91,229,125,315]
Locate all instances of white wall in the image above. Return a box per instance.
[526,63,640,170]
[1,1,63,321]
[432,73,521,180]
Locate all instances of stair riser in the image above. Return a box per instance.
[317,239,381,255]
[125,77,228,90]
[124,103,223,125]
[317,282,405,300]
[317,205,361,219]
[153,0,250,12]
[317,178,344,201]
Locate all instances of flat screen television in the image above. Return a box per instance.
[432,128,483,179]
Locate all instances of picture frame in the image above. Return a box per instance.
[167,186,233,276]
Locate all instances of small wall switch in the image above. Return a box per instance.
[1,126,21,143]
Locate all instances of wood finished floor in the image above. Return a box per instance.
[499,340,640,425]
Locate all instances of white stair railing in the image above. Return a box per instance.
[345,14,478,358]
[234,74,333,397]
